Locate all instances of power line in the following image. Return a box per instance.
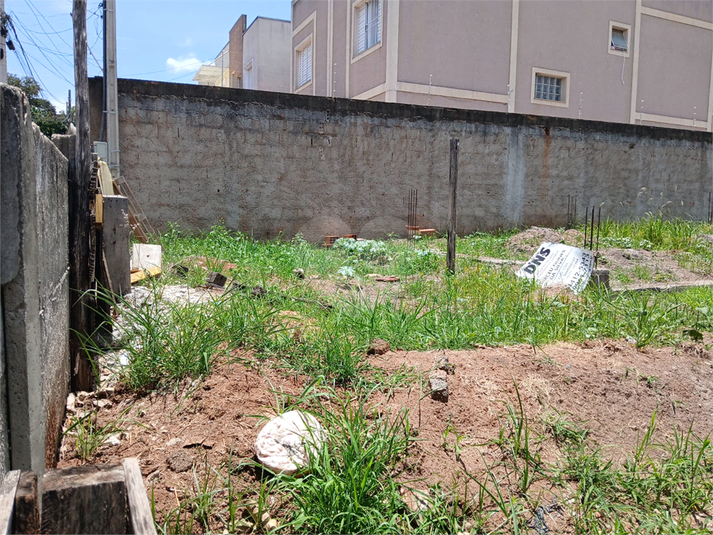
[10,12,73,85]
[5,12,67,103]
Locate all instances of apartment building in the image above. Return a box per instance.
[291,0,713,130]
[195,16,291,92]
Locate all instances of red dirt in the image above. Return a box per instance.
[59,339,713,532]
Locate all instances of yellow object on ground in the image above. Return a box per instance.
[130,266,162,284]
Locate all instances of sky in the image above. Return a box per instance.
[5,0,292,110]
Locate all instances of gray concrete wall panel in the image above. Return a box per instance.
[1,84,70,474]
[91,79,712,242]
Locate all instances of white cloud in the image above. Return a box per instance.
[166,56,203,74]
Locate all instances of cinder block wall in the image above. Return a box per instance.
[1,84,70,475]
[90,78,713,241]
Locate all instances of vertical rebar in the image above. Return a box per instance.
[594,206,602,269]
[589,206,595,251]
[583,208,588,248]
[407,188,418,239]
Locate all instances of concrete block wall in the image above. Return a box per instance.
[90,78,712,241]
[1,84,70,475]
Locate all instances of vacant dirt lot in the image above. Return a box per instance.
[59,337,713,530]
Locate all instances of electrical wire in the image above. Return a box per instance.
[10,12,73,85]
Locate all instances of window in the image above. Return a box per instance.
[356,0,381,55]
[296,41,312,88]
[531,68,570,107]
[608,22,630,57]
[535,75,562,102]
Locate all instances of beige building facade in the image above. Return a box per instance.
[291,0,713,130]
[195,16,291,92]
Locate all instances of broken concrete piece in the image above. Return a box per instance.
[206,271,227,289]
[435,354,455,375]
[429,370,449,402]
[254,411,325,475]
[367,339,391,355]
[131,243,162,271]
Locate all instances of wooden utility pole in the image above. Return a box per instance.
[104,0,120,178]
[71,0,95,391]
[446,138,459,274]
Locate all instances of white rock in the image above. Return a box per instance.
[254,410,325,475]
[66,393,76,413]
[104,435,121,447]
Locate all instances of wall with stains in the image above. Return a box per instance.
[1,84,70,475]
[91,78,712,241]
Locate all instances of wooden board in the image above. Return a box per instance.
[13,472,39,535]
[41,464,128,534]
[123,459,156,535]
[0,470,21,535]
[130,266,162,284]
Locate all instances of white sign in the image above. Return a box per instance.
[516,243,594,294]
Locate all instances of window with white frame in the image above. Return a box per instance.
[609,22,630,57]
[356,0,381,55]
[531,68,569,107]
[296,40,312,88]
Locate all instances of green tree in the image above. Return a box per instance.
[7,74,68,137]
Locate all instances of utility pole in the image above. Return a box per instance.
[0,0,8,84]
[105,0,120,178]
[71,0,95,391]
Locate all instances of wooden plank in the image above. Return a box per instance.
[113,176,155,241]
[13,472,39,535]
[123,459,157,535]
[41,464,128,534]
[446,138,459,274]
[0,470,21,535]
[95,193,104,226]
[130,266,162,284]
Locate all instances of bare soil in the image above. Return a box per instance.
[59,339,713,531]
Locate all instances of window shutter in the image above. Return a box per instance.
[298,44,312,87]
[357,4,367,54]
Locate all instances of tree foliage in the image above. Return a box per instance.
[7,74,69,137]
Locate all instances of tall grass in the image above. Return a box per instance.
[599,213,712,253]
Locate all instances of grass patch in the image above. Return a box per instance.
[95,221,713,532]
